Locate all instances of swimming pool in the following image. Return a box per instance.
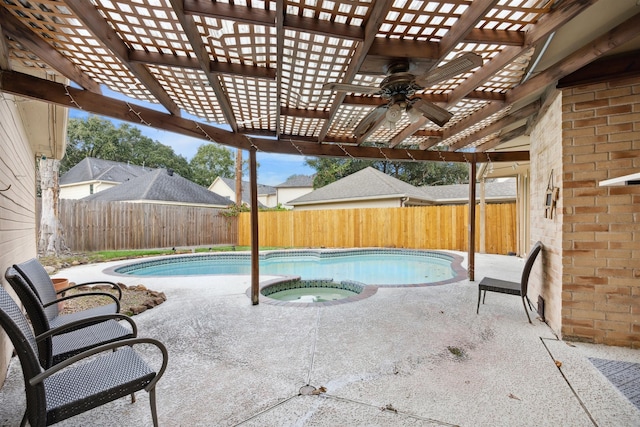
[111,249,466,286]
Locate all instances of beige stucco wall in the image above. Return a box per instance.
[0,94,38,384]
[529,91,564,336]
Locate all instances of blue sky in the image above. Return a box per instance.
[68,87,315,186]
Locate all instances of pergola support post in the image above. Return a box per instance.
[468,161,476,281]
[249,147,259,305]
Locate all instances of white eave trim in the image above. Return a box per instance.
[599,172,640,187]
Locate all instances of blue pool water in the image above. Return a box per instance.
[114,249,462,286]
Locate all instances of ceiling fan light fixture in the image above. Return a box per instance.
[406,104,423,123]
[385,103,403,123]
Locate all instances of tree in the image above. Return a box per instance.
[189,144,236,187]
[63,116,192,179]
[38,157,65,254]
[305,157,468,188]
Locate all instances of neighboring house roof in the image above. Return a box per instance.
[289,167,429,205]
[60,157,152,185]
[82,169,231,206]
[420,179,516,203]
[276,174,315,188]
[220,177,276,196]
[289,168,517,207]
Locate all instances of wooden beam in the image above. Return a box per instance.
[438,0,500,58]
[464,28,524,46]
[475,125,527,152]
[0,22,12,71]
[506,12,640,104]
[280,106,329,120]
[448,0,599,107]
[558,49,640,88]
[168,0,238,130]
[0,70,530,163]
[184,0,274,26]
[447,100,539,151]
[128,50,276,80]
[0,7,100,93]
[184,0,364,40]
[283,15,364,41]
[275,0,284,138]
[442,101,506,140]
[64,0,180,115]
[367,39,439,61]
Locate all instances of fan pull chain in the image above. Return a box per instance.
[337,144,355,160]
[126,103,151,126]
[64,86,83,110]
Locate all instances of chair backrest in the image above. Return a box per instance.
[0,285,47,423]
[14,258,60,320]
[520,241,543,296]
[5,267,55,367]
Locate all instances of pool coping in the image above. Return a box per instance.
[104,248,467,306]
[249,275,379,307]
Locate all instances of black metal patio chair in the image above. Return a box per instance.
[5,267,137,368]
[476,241,543,323]
[13,258,122,330]
[0,285,167,427]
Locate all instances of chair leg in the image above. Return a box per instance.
[150,388,159,427]
[477,288,482,314]
[521,296,532,323]
[525,296,534,311]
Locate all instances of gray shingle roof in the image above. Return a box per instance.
[276,174,315,188]
[60,157,152,185]
[289,167,428,204]
[82,169,231,206]
[420,179,516,202]
[289,168,516,206]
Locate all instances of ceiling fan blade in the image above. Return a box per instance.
[410,99,454,127]
[413,52,483,87]
[322,82,381,94]
[354,104,388,138]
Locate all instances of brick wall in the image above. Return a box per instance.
[530,92,564,335]
[561,77,640,347]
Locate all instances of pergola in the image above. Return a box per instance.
[1,0,639,302]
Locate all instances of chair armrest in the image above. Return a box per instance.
[43,291,121,312]
[61,280,123,300]
[29,337,168,388]
[35,313,138,342]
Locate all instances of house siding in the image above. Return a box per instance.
[0,95,37,383]
[561,78,640,347]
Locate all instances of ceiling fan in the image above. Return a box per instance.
[323,52,483,138]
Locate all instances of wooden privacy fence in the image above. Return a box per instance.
[56,200,237,251]
[238,203,516,254]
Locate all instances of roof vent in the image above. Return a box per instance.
[167,168,174,176]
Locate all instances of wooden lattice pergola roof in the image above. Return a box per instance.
[1,0,640,166]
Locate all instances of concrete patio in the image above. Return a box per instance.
[1,252,639,426]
